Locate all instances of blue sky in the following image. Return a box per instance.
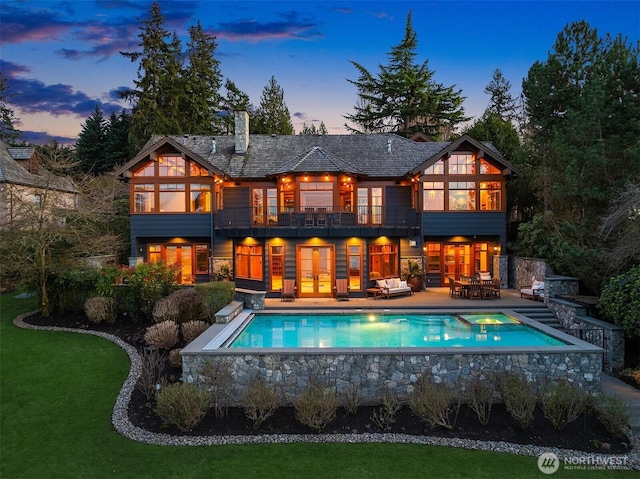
[1,0,638,144]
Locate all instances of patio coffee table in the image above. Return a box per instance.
[366,287,381,299]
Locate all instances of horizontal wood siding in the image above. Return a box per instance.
[222,187,250,227]
[131,214,212,238]
[385,186,416,226]
[422,212,506,237]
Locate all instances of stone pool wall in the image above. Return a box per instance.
[182,349,603,406]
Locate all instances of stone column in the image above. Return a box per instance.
[493,255,509,288]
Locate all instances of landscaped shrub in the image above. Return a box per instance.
[497,373,537,430]
[136,348,166,400]
[599,265,640,336]
[539,380,590,430]
[241,378,279,429]
[154,382,210,432]
[294,381,338,432]
[594,393,631,437]
[144,321,179,350]
[152,288,204,324]
[48,265,102,313]
[409,377,460,430]
[181,320,210,343]
[201,360,234,418]
[168,348,182,368]
[121,262,180,321]
[371,385,402,431]
[194,282,235,323]
[341,383,360,416]
[466,380,495,426]
[83,296,117,323]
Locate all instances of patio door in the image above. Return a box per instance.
[165,245,193,284]
[298,246,334,297]
[443,244,471,281]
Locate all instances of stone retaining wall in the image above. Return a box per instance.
[547,297,625,374]
[182,349,603,406]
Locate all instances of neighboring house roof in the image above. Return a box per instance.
[0,141,77,193]
[116,132,518,180]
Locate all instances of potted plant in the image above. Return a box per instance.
[216,262,233,281]
[402,259,425,291]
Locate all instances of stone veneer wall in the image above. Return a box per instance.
[492,255,509,288]
[510,257,553,289]
[547,297,625,374]
[233,288,265,310]
[182,349,602,406]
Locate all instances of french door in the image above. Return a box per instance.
[298,246,334,297]
[165,245,193,284]
[443,244,471,281]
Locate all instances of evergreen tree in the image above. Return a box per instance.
[345,11,468,139]
[299,121,328,135]
[75,106,106,174]
[120,2,183,150]
[518,21,640,292]
[103,111,133,173]
[483,69,517,121]
[252,76,294,135]
[221,79,251,134]
[182,21,223,134]
[0,72,21,144]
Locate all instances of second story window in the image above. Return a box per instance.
[448,154,475,175]
[134,184,155,212]
[159,184,185,212]
[449,182,476,210]
[190,184,211,212]
[158,156,185,177]
[423,182,444,211]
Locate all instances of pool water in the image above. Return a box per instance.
[228,313,566,349]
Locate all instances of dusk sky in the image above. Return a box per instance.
[1,0,638,145]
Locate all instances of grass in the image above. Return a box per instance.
[1,291,637,479]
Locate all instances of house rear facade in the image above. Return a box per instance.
[115,111,517,298]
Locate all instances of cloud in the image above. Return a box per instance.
[0,4,75,44]
[20,130,77,146]
[1,59,125,118]
[213,10,322,42]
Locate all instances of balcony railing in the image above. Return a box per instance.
[215,206,418,229]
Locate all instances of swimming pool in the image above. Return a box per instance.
[228,313,566,349]
[182,308,603,405]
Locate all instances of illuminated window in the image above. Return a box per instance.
[190,184,211,212]
[236,245,263,280]
[480,182,502,210]
[423,181,444,211]
[134,161,155,177]
[480,159,500,175]
[424,159,444,175]
[269,245,284,291]
[134,184,155,212]
[448,154,475,175]
[148,244,162,263]
[369,244,398,278]
[426,244,441,272]
[448,182,476,210]
[189,162,210,176]
[159,184,185,212]
[158,156,185,177]
[347,244,362,291]
[195,245,209,274]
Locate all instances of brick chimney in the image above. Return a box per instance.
[234,110,249,155]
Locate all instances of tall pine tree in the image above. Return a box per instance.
[75,105,106,174]
[0,72,21,144]
[120,2,183,150]
[345,11,468,139]
[221,79,251,134]
[252,76,294,135]
[182,21,223,134]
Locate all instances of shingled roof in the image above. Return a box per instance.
[119,132,516,180]
[0,141,77,193]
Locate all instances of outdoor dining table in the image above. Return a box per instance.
[454,278,496,299]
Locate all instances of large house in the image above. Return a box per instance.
[115,111,517,298]
[0,140,77,230]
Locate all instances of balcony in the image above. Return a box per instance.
[214,206,419,238]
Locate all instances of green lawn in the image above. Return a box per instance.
[1,291,636,479]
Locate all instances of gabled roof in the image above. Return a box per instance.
[0,141,76,193]
[116,133,516,181]
[410,134,519,175]
[267,146,366,177]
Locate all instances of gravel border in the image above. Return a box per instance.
[13,310,639,470]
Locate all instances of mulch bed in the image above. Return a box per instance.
[25,312,635,454]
